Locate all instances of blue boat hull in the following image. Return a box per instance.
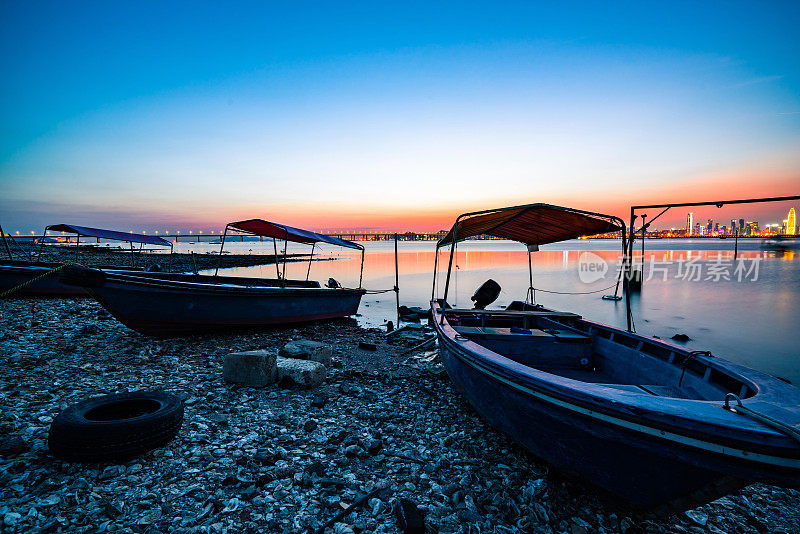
[438,334,743,507]
[85,274,365,336]
[433,302,800,509]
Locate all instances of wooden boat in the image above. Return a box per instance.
[61,219,366,335]
[431,203,800,510]
[1,224,172,298]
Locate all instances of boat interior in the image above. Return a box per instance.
[443,299,755,402]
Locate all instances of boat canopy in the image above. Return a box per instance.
[46,224,172,247]
[227,219,363,251]
[436,203,622,248]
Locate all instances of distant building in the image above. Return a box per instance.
[788,207,797,235]
[731,219,737,234]
[686,212,694,236]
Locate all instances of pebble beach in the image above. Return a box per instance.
[1,284,800,534]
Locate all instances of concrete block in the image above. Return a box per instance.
[279,339,333,366]
[277,357,326,388]
[223,350,277,387]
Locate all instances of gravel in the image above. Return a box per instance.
[1,297,799,533]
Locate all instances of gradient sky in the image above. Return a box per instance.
[1,1,799,233]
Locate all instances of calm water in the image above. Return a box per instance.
[182,238,800,383]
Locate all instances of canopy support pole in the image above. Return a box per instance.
[37,225,50,261]
[0,225,11,260]
[74,233,80,263]
[358,247,365,289]
[430,245,440,301]
[526,250,535,304]
[441,221,459,323]
[214,225,229,276]
[306,244,315,281]
[286,241,290,279]
[394,233,400,325]
[272,238,281,283]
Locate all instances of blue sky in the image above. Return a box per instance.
[1,1,798,232]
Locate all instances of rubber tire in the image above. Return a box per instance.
[48,391,183,462]
[59,265,106,288]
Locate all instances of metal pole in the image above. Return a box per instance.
[306,243,315,281]
[430,245,440,301]
[214,226,228,276]
[37,225,50,261]
[74,233,80,262]
[359,247,365,289]
[394,233,400,325]
[640,214,647,286]
[273,238,280,280]
[625,208,635,332]
[734,227,739,261]
[282,241,288,280]
[1,225,12,260]
[440,221,459,322]
[527,250,534,304]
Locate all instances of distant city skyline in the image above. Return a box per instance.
[1,2,799,232]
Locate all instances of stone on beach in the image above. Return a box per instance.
[222,350,277,386]
[277,357,326,387]
[279,339,333,366]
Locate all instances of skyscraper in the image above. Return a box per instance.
[788,207,797,235]
[731,219,737,235]
[686,212,694,236]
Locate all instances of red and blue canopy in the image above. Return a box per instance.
[46,224,172,247]
[437,203,622,248]
[227,219,363,250]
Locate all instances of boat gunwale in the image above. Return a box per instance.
[100,271,367,296]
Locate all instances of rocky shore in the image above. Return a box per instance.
[1,298,799,533]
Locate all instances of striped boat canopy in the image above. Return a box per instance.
[228,219,363,250]
[46,224,172,247]
[436,203,622,248]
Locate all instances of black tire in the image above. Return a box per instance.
[48,391,183,462]
[59,265,106,288]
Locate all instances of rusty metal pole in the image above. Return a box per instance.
[394,233,400,325]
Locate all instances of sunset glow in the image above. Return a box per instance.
[1,2,798,231]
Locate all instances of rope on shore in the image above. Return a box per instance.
[0,263,75,299]
[342,287,395,294]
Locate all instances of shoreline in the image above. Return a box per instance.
[0,298,798,533]
[3,243,309,275]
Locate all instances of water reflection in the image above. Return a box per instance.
[211,239,800,383]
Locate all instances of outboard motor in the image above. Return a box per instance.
[471,279,501,309]
[326,278,341,289]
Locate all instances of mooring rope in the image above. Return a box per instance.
[527,282,620,296]
[0,263,75,299]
